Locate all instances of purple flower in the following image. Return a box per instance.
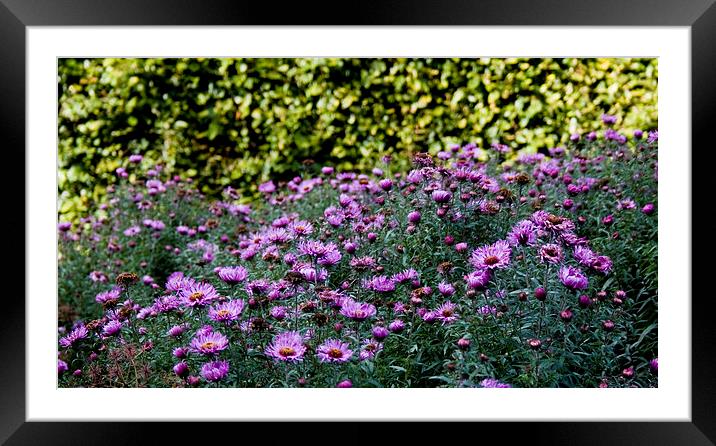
[573,246,595,266]
[359,339,383,361]
[216,266,249,285]
[123,226,141,237]
[464,269,491,289]
[102,320,123,337]
[129,154,143,163]
[57,221,72,232]
[336,379,353,388]
[165,272,195,292]
[647,130,658,143]
[601,114,617,125]
[362,275,396,293]
[431,190,452,203]
[200,360,230,382]
[180,282,220,307]
[408,211,421,224]
[378,179,393,191]
[539,244,563,264]
[167,324,187,337]
[558,266,589,290]
[317,339,353,363]
[173,347,188,359]
[435,301,458,325]
[208,299,245,324]
[58,359,69,374]
[388,319,405,333]
[258,181,276,193]
[392,268,418,284]
[642,203,655,215]
[649,358,658,374]
[340,299,377,321]
[438,282,455,297]
[479,378,512,388]
[59,325,88,348]
[190,331,229,355]
[372,326,389,341]
[269,306,287,320]
[289,220,314,236]
[470,240,511,270]
[590,255,613,274]
[95,288,121,305]
[173,362,189,377]
[265,331,307,363]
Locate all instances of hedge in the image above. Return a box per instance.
[58,57,657,221]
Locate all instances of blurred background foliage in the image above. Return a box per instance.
[58,58,657,221]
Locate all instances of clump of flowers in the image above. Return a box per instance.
[57,119,658,389]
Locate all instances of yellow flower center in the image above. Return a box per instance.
[189,292,204,302]
[484,256,500,266]
[279,347,296,357]
[328,348,343,359]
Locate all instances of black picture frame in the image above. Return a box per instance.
[2,0,712,443]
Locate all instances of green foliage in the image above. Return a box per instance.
[58,58,657,221]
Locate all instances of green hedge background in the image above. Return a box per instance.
[58,58,658,221]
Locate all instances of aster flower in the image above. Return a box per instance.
[265,331,307,363]
[269,306,287,320]
[216,266,249,285]
[362,275,396,293]
[258,181,276,193]
[359,339,384,361]
[208,299,245,324]
[464,269,491,289]
[539,244,563,264]
[165,272,196,292]
[438,282,456,297]
[340,299,377,321]
[506,220,538,247]
[189,331,229,356]
[558,266,589,290]
[289,220,314,236]
[167,324,187,337]
[58,359,69,374]
[102,320,123,337]
[59,324,89,348]
[431,190,452,203]
[317,339,353,363]
[388,319,405,332]
[541,213,575,233]
[479,378,512,388]
[200,360,230,382]
[123,226,141,237]
[180,282,220,307]
[434,301,458,325]
[317,249,342,266]
[392,268,419,284]
[469,240,511,271]
[297,240,338,258]
[590,255,613,274]
[350,256,376,270]
[95,287,121,305]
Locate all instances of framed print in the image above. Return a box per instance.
[3,0,713,443]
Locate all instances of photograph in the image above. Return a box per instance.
[56,57,659,389]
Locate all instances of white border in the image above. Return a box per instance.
[27,27,690,421]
